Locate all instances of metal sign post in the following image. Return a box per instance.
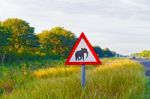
[65,32,102,88]
[81,64,85,87]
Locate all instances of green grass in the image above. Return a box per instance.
[143,78,150,98]
[0,59,149,99]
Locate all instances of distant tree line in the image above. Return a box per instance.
[132,50,150,58]
[0,18,118,64]
[93,46,118,58]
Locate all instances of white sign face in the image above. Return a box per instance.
[65,32,101,65]
[70,39,97,62]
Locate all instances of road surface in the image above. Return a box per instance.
[133,58,150,76]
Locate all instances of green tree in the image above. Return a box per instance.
[2,18,39,54]
[38,27,76,57]
[93,46,104,58]
[0,24,12,64]
[139,50,150,58]
[103,48,116,57]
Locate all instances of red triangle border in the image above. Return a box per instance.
[65,32,102,65]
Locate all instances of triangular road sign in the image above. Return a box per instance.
[65,32,102,65]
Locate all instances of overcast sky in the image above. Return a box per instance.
[0,0,150,55]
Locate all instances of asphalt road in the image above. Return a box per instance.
[133,58,150,76]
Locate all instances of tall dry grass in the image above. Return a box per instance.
[33,67,80,78]
[1,59,147,99]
